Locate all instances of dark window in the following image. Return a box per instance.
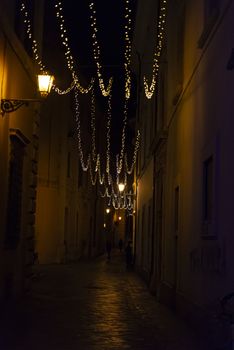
[203,156,213,222]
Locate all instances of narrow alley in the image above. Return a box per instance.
[0,252,207,350]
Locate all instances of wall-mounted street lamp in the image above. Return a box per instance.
[1,73,54,116]
[106,208,110,214]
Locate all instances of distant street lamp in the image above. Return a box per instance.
[1,73,54,115]
[106,208,110,214]
[118,183,125,192]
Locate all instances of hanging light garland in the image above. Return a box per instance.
[89,2,113,97]
[116,100,128,175]
[20,2,46,72]
[90,86,97,162]
[89,161,98,185]
[54,1,94,94]
[54,77,94,95]
[20,1,94,94]
[74,87,107,188]
[105,93,112,177]
[73,81,138,209]
[124,0,133,99]
[111,189,135,211]
[20,1,140,210]
[143,0,167,99]
[125,129,140,175]
[74,87,90,171]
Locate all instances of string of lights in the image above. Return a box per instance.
[74,87,90,171]
[90,87,97,162]
[20,2,46,72]
[125,129,140,174]
[143,0,167,99]
[124,0,133,99]
[89,161,98,185]
[20,1,94,94]
[116,100,128,175]
[111,190,135,210]
[106,93,112,177]
[89,2,113,97]
[20,1,140,211]
[54,1,94,94]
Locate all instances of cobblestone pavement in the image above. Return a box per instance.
[0,251,208,350]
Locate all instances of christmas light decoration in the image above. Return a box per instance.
[90,87,97,162]
[74,87,90,171]
[124,0,133,99]
[19,1,141,210]
[106,93,112,177]
[143,0,167,99]
[89,2,113,97]
[116,100,128,175]
[54,1,94,94]
[125,129,140,174]
[20,1,94,94]
[20,2,46,72]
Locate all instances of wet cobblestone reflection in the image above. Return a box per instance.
[0,252,207,349]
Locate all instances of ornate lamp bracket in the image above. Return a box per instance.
[1,99,29,116]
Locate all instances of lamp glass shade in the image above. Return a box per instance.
[118,183,125,192]
[38,74,54,97]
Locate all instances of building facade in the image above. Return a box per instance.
[0,0,45,299]
[35,89,105,264]
[133,0,234,344]
[0,0,104,301]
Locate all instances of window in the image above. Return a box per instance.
[203,156,213,222]
[198,0,220,48]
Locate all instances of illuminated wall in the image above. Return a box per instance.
[0,0,43,299]
[133,0,234,340]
